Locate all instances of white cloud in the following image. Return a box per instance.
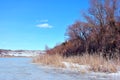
[36,23,53,28]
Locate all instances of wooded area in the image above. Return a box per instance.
[46,0,120,58]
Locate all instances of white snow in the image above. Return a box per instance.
[62,61,120,79]
[107,71,120,79]
[1,58,119,80]
[0,50,44,57]
[8,53,38,57]
[62,62,90,72]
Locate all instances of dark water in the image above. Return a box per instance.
[0,58,116,80]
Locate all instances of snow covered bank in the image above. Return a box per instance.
[33,53,120,79]
[62,61,120,79]
[7,52,39,57]
[0,50,44,57]
[62,62,90,72]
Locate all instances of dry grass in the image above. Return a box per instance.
[65,54,118,73]
[33,54,65,67]
[33,53,120,73]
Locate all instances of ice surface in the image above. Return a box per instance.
[0,58,119,80]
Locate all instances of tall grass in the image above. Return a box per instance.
[33,54,65,67]
[33,53,120,73]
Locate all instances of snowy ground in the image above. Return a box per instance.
[0,50,44,57]
[0,58,119,80]
[62,61,120,80]
[6,52,39,57]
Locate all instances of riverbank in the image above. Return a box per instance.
[1,57,114,80]
[0,49,43,57]
[33,53,120,73]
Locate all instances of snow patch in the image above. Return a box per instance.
[0,50,44,57]
[8,53,38,57]
[107,71,120,79]
[62,61,120,79]
[62,62,90,72]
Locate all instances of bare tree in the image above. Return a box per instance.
[66,0,120,55]
[47,0,120,57]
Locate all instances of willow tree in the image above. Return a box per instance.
[66,0,120,54]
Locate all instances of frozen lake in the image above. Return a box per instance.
[0,58,118,80]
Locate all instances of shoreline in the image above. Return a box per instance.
[33,58,120,80]
[33,54,120,73]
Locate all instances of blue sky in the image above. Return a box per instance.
[0,0,89,50]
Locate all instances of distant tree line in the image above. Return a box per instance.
[46,0,120,58]
[0,49,12,54]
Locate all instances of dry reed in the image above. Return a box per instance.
[33,53,120,73]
